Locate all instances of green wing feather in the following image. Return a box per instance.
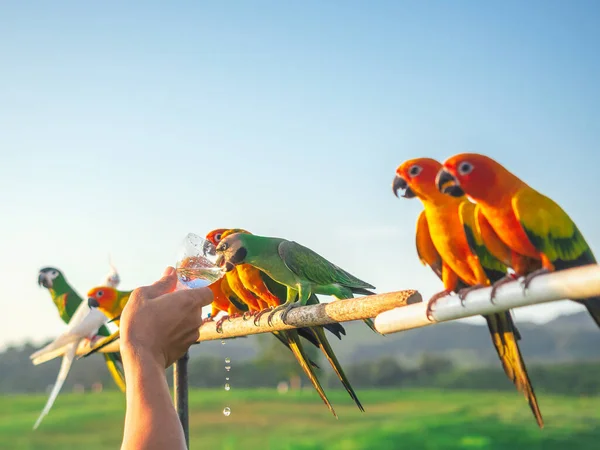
[512,189,596,269]
[258,270,346,340]
[278,240,375,289]
[458,202,508,283]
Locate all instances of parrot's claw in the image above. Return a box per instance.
[267,304,287,326]
[267,303,300,326]
[425,290,453,321]
[215,315,230,333]
[202,316,215,325]
[280,302,302,324]
[522,268,551,293]
[242,311,256,321]
[457,284,485,306]
[489,274,519,303]
[253,307,273,326]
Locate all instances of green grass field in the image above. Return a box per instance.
[2,388,599,449]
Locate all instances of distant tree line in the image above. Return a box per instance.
[3,339,600,397]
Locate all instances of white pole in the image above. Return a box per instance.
[374,264,600,335]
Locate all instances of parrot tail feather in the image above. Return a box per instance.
[363,318,380,334]
[33,342,78,430]
[285,330,337,418]
[312,327,365,412]
[297,328,322,349]
[578,297,600,329]
[274,331,320,369]
[323,322,346,339]
[484,312,543,428]
[103,353,126,392]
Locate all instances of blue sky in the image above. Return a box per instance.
[1,1,599,348]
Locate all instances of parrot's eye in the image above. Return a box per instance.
[97,291,104,297]
[408,165,422,177]
[50,270,58,277]
[458,162,473,176]
[215,234,222,242]
[220,242,229,251]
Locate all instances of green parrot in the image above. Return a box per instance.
[214,233,378,331]
[37,268,126,389]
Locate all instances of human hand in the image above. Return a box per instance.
[120,266,213,369]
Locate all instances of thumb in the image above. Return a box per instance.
[143,267,178,297]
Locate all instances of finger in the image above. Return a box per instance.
[185,286,214,310]
[141,268,178,298]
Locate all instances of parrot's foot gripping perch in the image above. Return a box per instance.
[522,268,551,293]
[425,290,452,321]
[267,302,301,326]
[252,307,274,326]
[242,311,257,321]
[202,316,215,325]
[215,314,242,333]
[457,284,485,306]
[489,273,520,303]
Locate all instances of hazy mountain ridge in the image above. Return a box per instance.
[3,311,599,394]
[193,310,600,366]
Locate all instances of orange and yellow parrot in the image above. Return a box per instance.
[208,277,251,325]
[206,228,364,415]
[81,286,132,357]
[437,153,600,328]
[393,157,543,428]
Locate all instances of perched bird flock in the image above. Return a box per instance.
[31,153,598,430]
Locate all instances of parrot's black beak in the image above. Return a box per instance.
[38,273,51,288]
[392,175,416,199]
[88,298,100,309]
[436,169,464,197]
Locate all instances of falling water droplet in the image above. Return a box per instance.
[225,357,230,364]
[224,383,231,391]
[225,377,229,381]
[221,340,226,345]
[223,407,231,417]
[225,366,231,371]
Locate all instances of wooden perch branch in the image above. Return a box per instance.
[74,289,422,355]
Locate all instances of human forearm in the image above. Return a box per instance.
[118,268,212,449]
[120,348,186,450]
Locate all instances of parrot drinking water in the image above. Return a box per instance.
[207,228,364,414]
